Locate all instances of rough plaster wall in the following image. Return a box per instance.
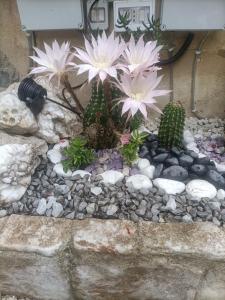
[0,0,28,87]
[1,0,225,117]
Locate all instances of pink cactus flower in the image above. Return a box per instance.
[116,72,170,119]
[73,31,126,82]
[122,35,162,75]
[29,40,75,84]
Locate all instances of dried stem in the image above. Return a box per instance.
[61,74,84,114]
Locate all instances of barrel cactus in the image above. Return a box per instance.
[158,101,185,149]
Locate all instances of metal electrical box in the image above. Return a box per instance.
[16,0,84,31]
[161,0,225,30]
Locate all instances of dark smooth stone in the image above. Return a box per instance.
[147,134,158,143]
[206,170,225,189]
[165,157,179,166]
[139,145,149,158]
[149,149,157,157]
[171,147,183,157]
[186,150,199,159]
[189,172,200,180]
[179,154,194,167]
[162,166,189,181]
[144,154,152,162]
[153,163,164,178]
[153,153,169,163]
[148,141,158,150]
[156,147,168,154]
[207,165,217,171]
[195,157,211,165]
[190,164,207,176]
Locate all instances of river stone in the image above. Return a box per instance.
[165,157,179,166]
[153,153,169,163]
[206,170,225,189]
[153,178,185,195]
[137,158,151,170]
[140,165,155,180]
[179,154,194,167]
[190,164,207,176]
[153,163,164,178]
[217,189,225,201]
[126,175,152,190]
[162,166,188,181]
[100,170,124,185]
[53,163,72,178]
[186,180,217,200]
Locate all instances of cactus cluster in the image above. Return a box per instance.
[83,81,116,149]
[158,101,185,149]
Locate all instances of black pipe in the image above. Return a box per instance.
[157,32,194,66]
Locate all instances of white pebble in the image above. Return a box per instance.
[126,174,152,190]
[153,178,185,195]
[217,189,225,201]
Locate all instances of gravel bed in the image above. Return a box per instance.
[0,157,223,226]
[0,117,225,226]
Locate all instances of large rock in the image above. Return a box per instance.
[126,174,152,190]
[35,79,83,144]
[2,81,83,144]
[186,179,217,200]
[0,91,38,134]
[0,131,47,206]
[153,178,185,195]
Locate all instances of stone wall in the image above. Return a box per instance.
[1,0,225,117]
[0,215,225,300]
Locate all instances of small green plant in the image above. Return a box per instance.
[158,101,186,149]
[121,130,148,164]
[62,137,95,172]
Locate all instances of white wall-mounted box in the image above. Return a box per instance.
[16,0,84,31]
[114,0,155,32]
[161,0,225,31]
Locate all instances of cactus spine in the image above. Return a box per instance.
[158,101,185,149]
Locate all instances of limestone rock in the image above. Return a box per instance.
[153,178,185,195]
[126,174,152,190]
[186,179,217,200]
[35,79,82,143]
[2,81,83,144]
[0,131,47,206]
[0,91,38,134]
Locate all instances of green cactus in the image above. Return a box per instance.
[158,101,185,149]
[83,81,117,149]
[83,81,108,128]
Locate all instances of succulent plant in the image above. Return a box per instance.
[83,81,117,149]
[158,101,185,149]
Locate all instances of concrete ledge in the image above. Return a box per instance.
[0,215,225,299]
